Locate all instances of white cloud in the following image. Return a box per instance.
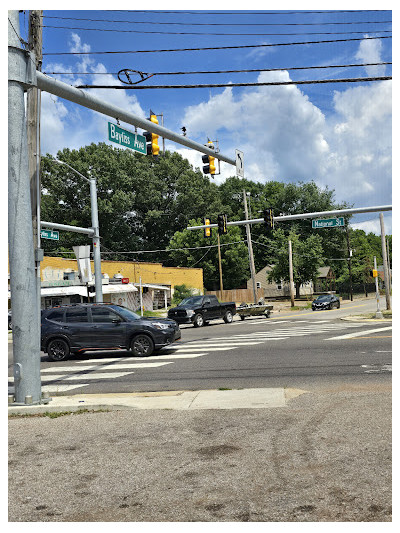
[40,34,146,155]
[355,35,386,76]
[178,38,391,209]
[351,213,392,236]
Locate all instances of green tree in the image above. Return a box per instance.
[168,220,249,291]
[268,228,324,297]
[171,284,195,306]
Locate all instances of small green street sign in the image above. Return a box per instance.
[41,229,59,240]
[312,217,345,229]
[108,122,147,154]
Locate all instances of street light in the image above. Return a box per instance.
[52,159,103,303]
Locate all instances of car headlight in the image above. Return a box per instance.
[151,322,170,330]
[186,310,195,317]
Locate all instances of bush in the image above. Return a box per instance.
[172,284,194,306]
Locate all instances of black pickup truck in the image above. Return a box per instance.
[168,295,236,327]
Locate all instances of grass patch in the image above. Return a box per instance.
[290,303,312,311]
[9,408,110,419]
[356,310,392,319]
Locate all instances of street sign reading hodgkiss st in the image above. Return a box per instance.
[108,122,147,154]
[312,217,345,229]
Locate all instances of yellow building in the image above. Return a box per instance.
[38,256,203,311]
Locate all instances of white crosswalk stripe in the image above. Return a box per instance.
[8,321,379,395]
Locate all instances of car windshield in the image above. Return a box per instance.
[316,296,331,302]
[178,296,204,307]
[112,306,140,320]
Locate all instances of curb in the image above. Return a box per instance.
[8,387,309,416]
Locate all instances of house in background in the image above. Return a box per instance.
[246,265,313,298]
[314,266,336,293]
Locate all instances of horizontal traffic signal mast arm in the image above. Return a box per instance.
[188,205,392,230]
[36,72,235,165]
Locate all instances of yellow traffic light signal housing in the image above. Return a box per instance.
[217,214,228,235]
[204,218,212,238]
[264,208,274,230]
[202,140,217,175]
[202,154,216,175]
[143,111,160,156]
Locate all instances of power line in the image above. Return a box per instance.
[42,35,392,56]
[105,10,390,15]
[44,62,392,77]
[76,76,392,90]
[41,15,392,27]
[40,24,392,36]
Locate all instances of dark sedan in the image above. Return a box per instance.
[41,303,181,361]
[312,294,341,311]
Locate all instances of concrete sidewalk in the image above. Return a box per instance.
[8,387,307,415]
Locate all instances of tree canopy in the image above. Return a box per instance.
[40,143,388,291]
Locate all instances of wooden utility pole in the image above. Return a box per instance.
[379,213,391,310]
[288,240,295,307]
[345,226,353,301]
[243,191,258,304]
[27,10,43,328]
[27,10,42,245]
[217,233,224,293]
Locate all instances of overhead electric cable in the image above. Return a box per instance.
[41,15,392,27]
[42,35,391,56]
[105,9,390,15]
[40,24,392,36]
[76,76,392,90]
[44,62,392,77]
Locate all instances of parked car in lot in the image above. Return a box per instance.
[8,310,12,330]
[312,294,340,311]
[41,303,181,361]
[168,294,236,327]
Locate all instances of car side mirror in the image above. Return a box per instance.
[112,318,121,323]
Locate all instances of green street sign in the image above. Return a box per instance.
[41,229,59,240]
[312,217,345,229]
[108,122,147,154]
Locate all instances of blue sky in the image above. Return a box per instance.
[17,3,392,234]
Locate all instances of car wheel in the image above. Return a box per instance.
[223,310,233,324]
[131,334,154,357]
[329,303,333,310]
[193,313,204,328]
[337,302,340,309]
[47,338,70,362]
[240,315,245,321]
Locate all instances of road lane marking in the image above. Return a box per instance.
[41,362,173,372]
[162,346,238,352]
[325,326,392,340]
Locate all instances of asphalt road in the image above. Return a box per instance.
[8,297,392,395]
[8,297,392,522]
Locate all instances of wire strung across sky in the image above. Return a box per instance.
[76,76,392,90]
[41,16,392,27]
[44,62,392,77]
[105,10,391,16]
[40,25,392,37]
[42,35,392,55]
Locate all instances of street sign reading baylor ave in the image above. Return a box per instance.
[108,122,147,154]
[312,217,345,229]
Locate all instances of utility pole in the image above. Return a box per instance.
[386,238,391,293]
[345,226,353,301]
[288,240,295,307]
[379,213,391,310]
[8,10,42,404]
[217,232,224,294]
[374,256,383,319]
[27,9,43,328]
[243,191,257,304]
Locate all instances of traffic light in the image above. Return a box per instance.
[204,218,212,238]
[264,208,274,230]
[369,269,378,278]
[143,110,160,157]
[202,141,216,175]
[217,214,228,235]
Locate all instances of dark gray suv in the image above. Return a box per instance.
[41,303,181,361]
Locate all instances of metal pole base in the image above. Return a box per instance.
[375,310,383,319]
